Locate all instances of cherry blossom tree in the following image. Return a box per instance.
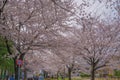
[70,15,119,80]
[0,0,75,79]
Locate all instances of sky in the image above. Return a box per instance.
[74,0,118,22]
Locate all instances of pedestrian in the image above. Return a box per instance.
[27,78,31,80]
[33,75,38,80]
[39,74,44,80]
[9,75,15,80]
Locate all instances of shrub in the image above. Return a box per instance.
[114,70,120,77]
[80,73,90,77]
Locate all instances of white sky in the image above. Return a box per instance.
[74,0,117,21]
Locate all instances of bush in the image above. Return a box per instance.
[108,74,113,78]
[114,70,120,77]
[80,73,90,77]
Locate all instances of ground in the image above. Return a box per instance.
[45,77,120,80]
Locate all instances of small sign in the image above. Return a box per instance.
[16,59,23,66]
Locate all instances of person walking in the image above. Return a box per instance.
[33,75,38,80]
[9,75,15,80]
[39,74,44,80]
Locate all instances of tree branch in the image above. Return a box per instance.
[0,0,8,15]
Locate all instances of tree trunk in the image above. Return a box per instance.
[57,71,59,80]
[1,70,4,80]
[13,58,18,80]
[91,65,95,80]
[63,67,65,80]
[24,68,27,80]
[0,69,3,80]
[20,54,26,80]
[3,70,6,80]
[68,68,72,80]
[14,53,25,80]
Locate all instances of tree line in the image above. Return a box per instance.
[0,0,119,80]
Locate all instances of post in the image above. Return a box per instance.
[16,59,23,80]
[18,65,20,80]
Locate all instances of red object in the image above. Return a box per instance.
[16,59,23,66]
